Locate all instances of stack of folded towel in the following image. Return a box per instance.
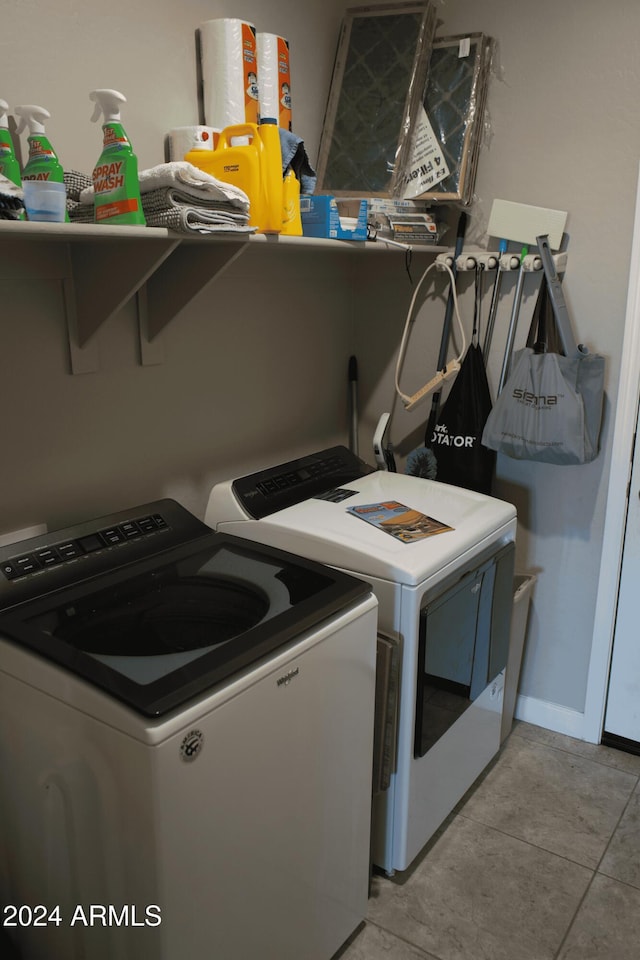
[65,169,94,221]
[68,162,254,234]
[137,162,253,233]
[0,173,24,220]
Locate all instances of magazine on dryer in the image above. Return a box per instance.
[346,501,453,544]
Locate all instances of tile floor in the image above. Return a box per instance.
[335,720,640,960]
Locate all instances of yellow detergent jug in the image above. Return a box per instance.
[186,119,283,234]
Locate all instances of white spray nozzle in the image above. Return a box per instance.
[14,105,50,136]
[89,89,126,124]
[0,99,9,128]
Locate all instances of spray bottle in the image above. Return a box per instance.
[14,105,65,185]
[89,89,145,226]
[0,100,21,187]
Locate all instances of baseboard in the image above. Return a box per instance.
[514,694,586,740]
[601,731,640,756]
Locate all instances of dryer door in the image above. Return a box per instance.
[414,541,514,758]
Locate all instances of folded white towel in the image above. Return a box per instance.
[144,206,256,235]
[142,186,250,219]
[141,187,255,235]
[0,172,24,220]
[0,173,23,199]
[79,161,250,210]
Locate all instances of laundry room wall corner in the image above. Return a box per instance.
[352,0,639,741]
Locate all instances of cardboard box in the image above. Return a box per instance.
[333,196,441,244]
[300,195,368,241]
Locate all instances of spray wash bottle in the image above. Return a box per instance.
[14,105,65,185]
[89,89,145,226]
[0,100,21,187]
[14,104,68,221]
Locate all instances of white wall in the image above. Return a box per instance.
[2,0,346,172]
[355,0,639,733]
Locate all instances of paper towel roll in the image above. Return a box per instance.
[168,126,218,161]
[257,33,292,131]
[200,18,260,130]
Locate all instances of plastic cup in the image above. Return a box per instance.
[22,180,66,223]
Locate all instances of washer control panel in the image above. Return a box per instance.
[1,512,168,581]
[0,499,211,611]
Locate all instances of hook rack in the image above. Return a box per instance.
[435,249,567,273]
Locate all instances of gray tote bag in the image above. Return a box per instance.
[482,281,605,465]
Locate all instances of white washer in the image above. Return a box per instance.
[0,498,377,960]
[206,446,517,875]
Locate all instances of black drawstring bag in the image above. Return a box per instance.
[430,267,495,494]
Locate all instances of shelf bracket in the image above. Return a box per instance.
[0,237,103,375]
[138,239,250,365]
[62,276,100,374]
[66,236,180,340]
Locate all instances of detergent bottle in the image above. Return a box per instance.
[0,100,21,187]
[281,168,302,236]
[14,105,65,185]
[256,118,284,234]
[186,118,283,233]
[89,89,145,226]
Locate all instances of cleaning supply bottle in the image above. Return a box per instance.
[14,105,65,185]
[256,118,284,234]
[89,89,145,226]
[15,104,68,222]
[0,100,21,187]
[186,118,283,233]
[281,168,302,236]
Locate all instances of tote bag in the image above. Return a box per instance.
[482,283,605,465]
[431,342,495,493]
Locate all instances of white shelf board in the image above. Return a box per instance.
[0,219,446,251]
[0,218,446,373]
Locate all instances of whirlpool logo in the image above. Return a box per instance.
[277,667,299,688]
[180,729,204,762]
[512,388,560,406]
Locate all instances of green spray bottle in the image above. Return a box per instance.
[89,89,145,226]
[14,105,65,185]
[0,99,21,187]
[15,104,68,222]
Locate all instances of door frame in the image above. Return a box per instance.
[584,161,640,743]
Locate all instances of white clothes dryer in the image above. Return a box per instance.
[206,446,517,875]
[0,498,377,960]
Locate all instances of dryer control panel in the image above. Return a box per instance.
[231,445,374,519]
